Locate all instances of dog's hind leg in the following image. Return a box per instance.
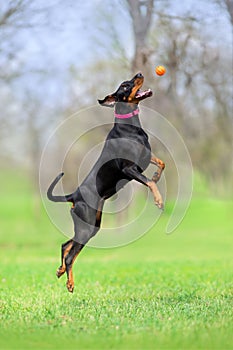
[65,241,84,293]
[56,239,73,278]
[95,198,105,228]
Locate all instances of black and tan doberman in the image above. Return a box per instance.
[47,72,165,292]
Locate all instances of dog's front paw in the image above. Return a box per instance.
[148,181,164,210]
[154,195,164,210]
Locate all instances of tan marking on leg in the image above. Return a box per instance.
[96,207,102,223]
[95,199,104,227]
[147,181,164,210]
[56,242,72,278]
[150,156,165,183]
[66,269,74,293]
[150,156,165,168]
[66,251,81,293]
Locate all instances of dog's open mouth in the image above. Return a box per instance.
[135,89,153,100]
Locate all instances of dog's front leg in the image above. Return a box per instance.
[122,165,163,210]
[150,156,165,183]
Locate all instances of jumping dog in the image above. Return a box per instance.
[47,72,165,292]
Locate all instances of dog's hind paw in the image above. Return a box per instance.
[56,266,65,278]
[66,280,74,293]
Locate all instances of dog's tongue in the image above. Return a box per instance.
[135,90,144,98]
[135,89,152,98]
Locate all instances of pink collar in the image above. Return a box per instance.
[114,108,139,119]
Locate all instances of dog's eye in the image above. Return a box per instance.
[123,87,127,91]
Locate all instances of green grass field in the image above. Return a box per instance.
[0,172,233,349]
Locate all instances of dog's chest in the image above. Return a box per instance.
[104,124,151,169]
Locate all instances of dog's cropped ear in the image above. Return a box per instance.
[98,94,116,108]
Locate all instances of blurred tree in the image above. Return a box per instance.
[151,11,232,191]
[126,0,154,74]
[221,0,233,24]
[0,0,63,192]
[0,0,47,82]
[0,1,30,162]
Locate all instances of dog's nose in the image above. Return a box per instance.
[136,72,143,78]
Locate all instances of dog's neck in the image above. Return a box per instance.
[114,103,141,127]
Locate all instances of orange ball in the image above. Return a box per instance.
[155,65,166,76]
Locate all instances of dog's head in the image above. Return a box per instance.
[98,73,152,108]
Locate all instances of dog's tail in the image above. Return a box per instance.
[47,172,73,203]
